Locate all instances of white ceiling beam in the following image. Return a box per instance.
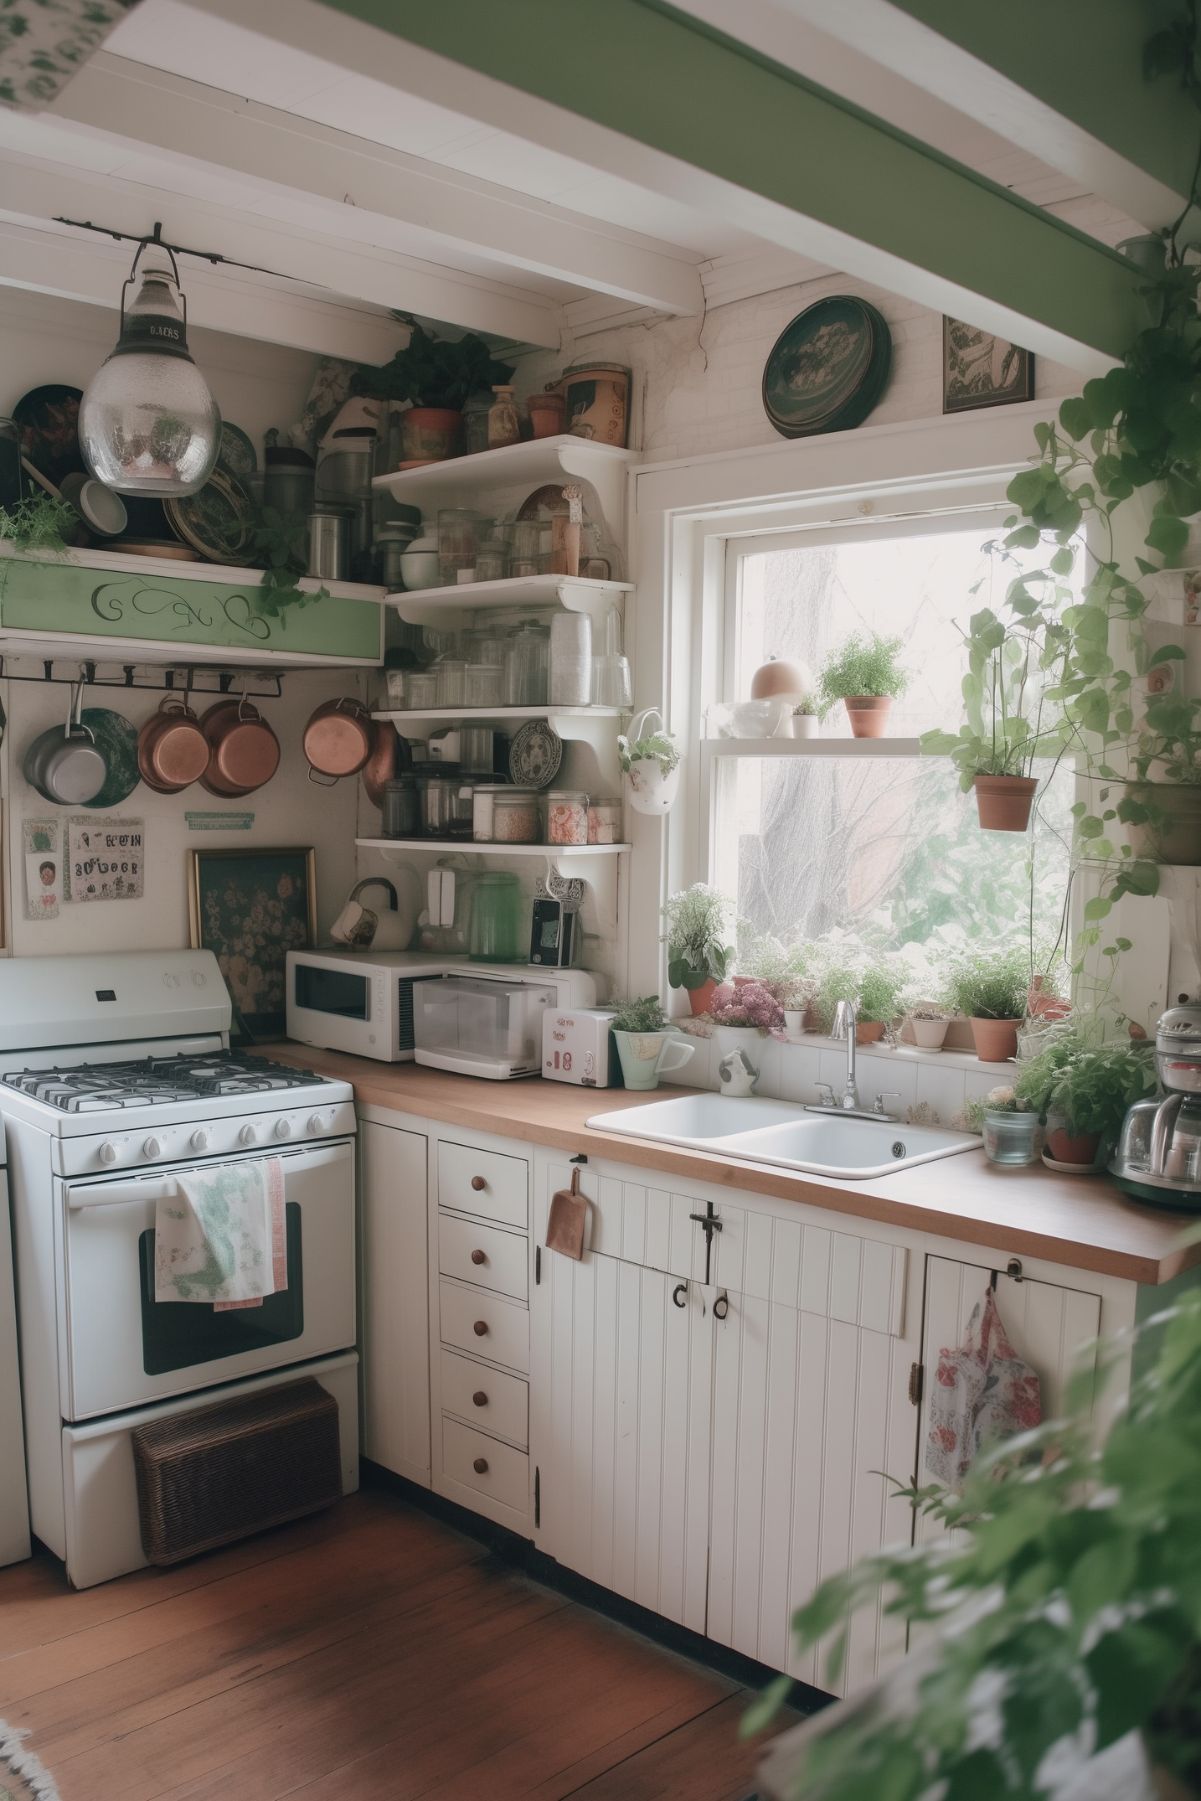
[49,53,702,318]
[0,151,566,347]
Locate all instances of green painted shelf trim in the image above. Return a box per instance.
[315,0,1143,362]
[0,554,383,662]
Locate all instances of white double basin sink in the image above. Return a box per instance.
[587,1093,981,1181]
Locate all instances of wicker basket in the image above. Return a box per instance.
[131,1377,342,1565]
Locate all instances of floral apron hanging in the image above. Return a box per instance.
[927,1287,1042,1489]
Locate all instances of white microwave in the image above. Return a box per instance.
[286,949,451,1061]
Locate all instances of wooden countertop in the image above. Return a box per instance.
[264,1045,1201,1287]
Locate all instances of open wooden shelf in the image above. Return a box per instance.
[704,736,924,757]
[356,838,631,858]
[385,572,630,625]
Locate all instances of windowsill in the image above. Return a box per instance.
[788,1034,1016,1076]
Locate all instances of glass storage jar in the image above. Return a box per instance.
[549,611,592,705]
[504,621,549,706]
[546,790,589,845]
[487,384,521,449]
[434,660,467,707]
[381,775,419,838]
[437,508,482,584]
[406,670,438,709]
[587,798,622,845]
[492,788,541,844]
[982,1109,1043,1167]
[464,663,503,708]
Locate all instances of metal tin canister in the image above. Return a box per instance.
[561,362,630,447]
[307,505,350,580]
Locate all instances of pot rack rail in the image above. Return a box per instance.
[0,657,285,700]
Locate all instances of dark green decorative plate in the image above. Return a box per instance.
[762,297,892,438]
[219,422,258,478]
[79,708,141,808]
[165,465,253,563]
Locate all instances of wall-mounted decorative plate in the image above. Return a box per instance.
[761,297,892,438]
[79,708,141,808]
[165,466,253,563]
[508,718,563,789]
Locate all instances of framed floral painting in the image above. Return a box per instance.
[942,317,1034,413]
[187,847,316,1040]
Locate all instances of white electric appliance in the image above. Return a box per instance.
[542,1006,619,1087]
[285,947,451,1061]
[0,950,359,1589]
[414,968,597,1079]
[0,1119,31,1567]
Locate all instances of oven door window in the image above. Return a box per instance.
[137,1204,304,1375]
[294,964,369,1019]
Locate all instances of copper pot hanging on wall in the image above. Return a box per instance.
[302,697,373,784]
[137,697,211,794]
[198,697,280,797]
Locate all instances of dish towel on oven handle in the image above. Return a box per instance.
[926,1287,1042,1490]
[154,1157,287,1309]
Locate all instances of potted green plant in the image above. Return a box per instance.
[920,600,1067,832]
[814,956,905,1043]
[352,325,515,465]
[790,696,820,740]
[944,944,1049,1063]
[1016,1031,1157,1169]
[663,884,736,1015]
[905,1000,954,1052]
[1121,691,1201,867]
[817,631,908,739]
[609,995,696,1091]
[618,709,681,815]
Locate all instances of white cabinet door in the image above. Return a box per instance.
[359,1119,430,1485]
[532,1242,712,1634]
[915,1256,1102,1544]
[706,1259,919,1699]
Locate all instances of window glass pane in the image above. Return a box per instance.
[717,755,1072,963]
[734,522,1041,736]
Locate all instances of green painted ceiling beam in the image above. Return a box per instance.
[311,0,1142,370]
[881,0,1197,223]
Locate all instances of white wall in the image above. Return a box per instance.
[0,288,362,964]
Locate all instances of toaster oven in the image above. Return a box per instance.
[285,949,450,1061]
[413,968,597,1080]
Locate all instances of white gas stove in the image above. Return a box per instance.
[0,950,360,1589]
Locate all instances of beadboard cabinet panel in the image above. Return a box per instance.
[359,1119,430,1486]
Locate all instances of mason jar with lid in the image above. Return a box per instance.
[546,790,589,845]
[493,788,542,844]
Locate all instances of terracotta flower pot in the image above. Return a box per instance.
[400,407,461,463]
[844,696,891,739]
[1045,1126,1102,1169]
[974,773,1038,832]
[1125,781,1201,867]
[855,1021,886,1045]
[970,1016,1021,1062]
[687,977,719,1016]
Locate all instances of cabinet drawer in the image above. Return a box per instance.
[438,1278,530,1374]
[439,1348,528,1448]
[438,1213,528,1301]
[438,1140,528,1228]
[442,1416,529,1516]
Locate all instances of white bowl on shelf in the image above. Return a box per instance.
[397,535,440,591]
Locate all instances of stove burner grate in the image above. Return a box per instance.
[1,1051,321,1113]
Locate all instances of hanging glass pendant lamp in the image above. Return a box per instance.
[79,231,221,496]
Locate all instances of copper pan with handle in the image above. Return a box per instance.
[198,696,281,797]
[137,696,211,794]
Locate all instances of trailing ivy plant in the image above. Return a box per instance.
[0,493,75,556]
[245,505,328,623]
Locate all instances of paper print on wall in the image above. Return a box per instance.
[66,816,145,902]
[0,0,136,111]
[187,847,316,1040]
[22,818,61,920]
[942,318,1034,413]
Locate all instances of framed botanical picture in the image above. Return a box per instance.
[187,847,316,1040]
[942,318,1034,413]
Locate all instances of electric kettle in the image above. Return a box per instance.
[1111,1003,1201,1207]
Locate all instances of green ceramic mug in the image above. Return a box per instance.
[613,1028,695,1091]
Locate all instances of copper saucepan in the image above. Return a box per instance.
[361,721,405,808]
[198,697,281,797]
[137,697,211,794]
[303,697,373,784]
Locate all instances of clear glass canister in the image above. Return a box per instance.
[438,508,481,584]
[435,659,467,707]
[546,790,589,845]
[492,788,541,844]
[487,384,521,449]
[587,798,622,844]
[464,663,503,708]
[982,1110,1043,1167]
[504,621,549,706]
[381,776,419,838]
[406,670,438,709]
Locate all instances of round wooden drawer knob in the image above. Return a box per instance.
[472,1390,488,1407]
[473,1319,488,1336]
[470,1175,487,1191]
[473,1456,489,1474]
[470,1248,487,1265]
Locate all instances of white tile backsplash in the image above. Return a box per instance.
[915,1061,969,1127]
[779,1042,823,1104]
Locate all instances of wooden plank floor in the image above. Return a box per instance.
[0,1489,795,1799]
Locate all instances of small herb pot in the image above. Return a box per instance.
[982,1109,1042,1166]
[974,774,1038,832]
[790,713,819,739]
[971,1016,1021,1063]
[613,1029,695,1091]
[855,1021,886,1045]
[686,977,719,1017]
[909,1016,950,1051]
[844,695,891,739]
[783,1008,806,1037]
[1045,1125,1102,1170]
[400,407,461,464]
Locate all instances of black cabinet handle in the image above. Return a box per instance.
[672,1281,688,1309]
[713,1291,730,1320]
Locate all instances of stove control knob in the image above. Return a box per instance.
[238,1123,258,1147]
[190,1129,209,1153]
[98,1140,119,1166]
[273,1118,292,1141]
[142,1136,163,1160]
[307,1113,325,1134]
